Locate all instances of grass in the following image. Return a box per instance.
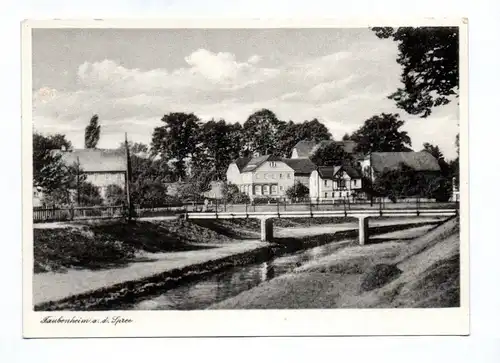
[209,217,460,309]
[34,219,235,273]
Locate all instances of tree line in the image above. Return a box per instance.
[33,26,460,206]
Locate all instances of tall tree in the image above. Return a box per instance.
[277,118,332,157]
[342,133,351,141]
[422,142,450,175]
[198,119,242,180]
[311,142,356,167]
[84,114,101,149]
[151,112,201,180]
[242,109,285,156]
[372,27,459,118]
[351,113,412,154]
[33,132,73,193]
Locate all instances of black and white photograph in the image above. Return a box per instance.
[23,19,468,337]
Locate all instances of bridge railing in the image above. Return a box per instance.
[191,198,459,215]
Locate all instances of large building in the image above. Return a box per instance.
[360,151,441,181]
[309,165,363,202]
[226,154,315,199]
[56,148,129,199]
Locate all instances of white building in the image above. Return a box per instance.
[309,165,363,202]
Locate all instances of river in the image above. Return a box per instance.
[129,237,352,310]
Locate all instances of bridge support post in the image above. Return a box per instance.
[358,216,370,245]
[260,218,274,242]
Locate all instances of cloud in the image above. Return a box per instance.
[33,43,459,159]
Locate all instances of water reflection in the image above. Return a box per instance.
[132,239,351,310]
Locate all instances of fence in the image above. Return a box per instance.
[33,198,460,223]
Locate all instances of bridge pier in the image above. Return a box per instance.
[358,216,370,245]
[260,218,274,242]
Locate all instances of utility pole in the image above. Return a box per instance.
[124,133,132,221]
[76,156,81,206]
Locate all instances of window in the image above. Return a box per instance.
[271,185,278,194]
[353,179,357,186]
[287,173,291,179]
[263,185,270,195]
[338,179,346,189]
[270,162,277,167]
[324,192,328,198]
[280,186,283,191]
[280,173,283,179]
[324,179,328,187]
[256,173,260,179]
[272,173,276,179]
[255,185,262,195]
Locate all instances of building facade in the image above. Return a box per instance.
[309,165,363,202]
[226,155,297,199]
[57,148,129,200]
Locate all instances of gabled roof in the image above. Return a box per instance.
[240,155,282,172]
[233,157,251,172]
[282,158,316,175]
[370,152,441,173]
[293,139,358,158]
[53,149,127,173]
[317,165,362,180]
[333,165,362,179]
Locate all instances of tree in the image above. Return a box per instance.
[372,27,459,118]
[79,182,103,206]
[33,131,73,194]
[104,184,126,205]
[222,183,250,204]
[342,133,351,141]
[422,142,450,175]
[242,109,285,156]
[351,113,412,154]
[311,142,356,167]
[130,179,166,208]
[119,141,148,156]
[285,182,310,201]
[151,112,201,180]
[276,119,332,157]
[198,119,242,180]
[84,114,101,149]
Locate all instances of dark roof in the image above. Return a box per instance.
[292,139,358,158]
[370,152,441,173]
[53,149,127,173]
[239,155,282,172]
[333,165,362,179]
[282,158,316,175]
[317,166,335,179]
[234,157,251,172]
[318,165,362,179]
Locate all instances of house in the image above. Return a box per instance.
[55,148,129,199]
[360,151,441,181]
[226,154,296,199]
[291,140,358,159]
[309,165,363,202]
[281,158,316,186]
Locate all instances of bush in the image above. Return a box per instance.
[104,184,126,205]
[222,183,251,204]
[285,182,309,200]
[79,182,103,206]
[252,196,281,205]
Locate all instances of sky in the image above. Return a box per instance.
[32,27,460,159]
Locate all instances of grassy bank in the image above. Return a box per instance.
[34,219,236,273]
[210,217,460,309]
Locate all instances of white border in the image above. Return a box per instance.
[21,18,469,338]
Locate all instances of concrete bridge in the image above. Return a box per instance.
[185,208,458,245]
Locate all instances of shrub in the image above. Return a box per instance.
[105,184,126,205]
[285,182,309,201]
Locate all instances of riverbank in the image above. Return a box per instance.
[33,217,445,310]
[210,217,460,309]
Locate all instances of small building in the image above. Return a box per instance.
[226,154,295,199]
[360,151,441,181]
[281,158,316,186]
[56,148,128,200]
[309,165,363,202]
